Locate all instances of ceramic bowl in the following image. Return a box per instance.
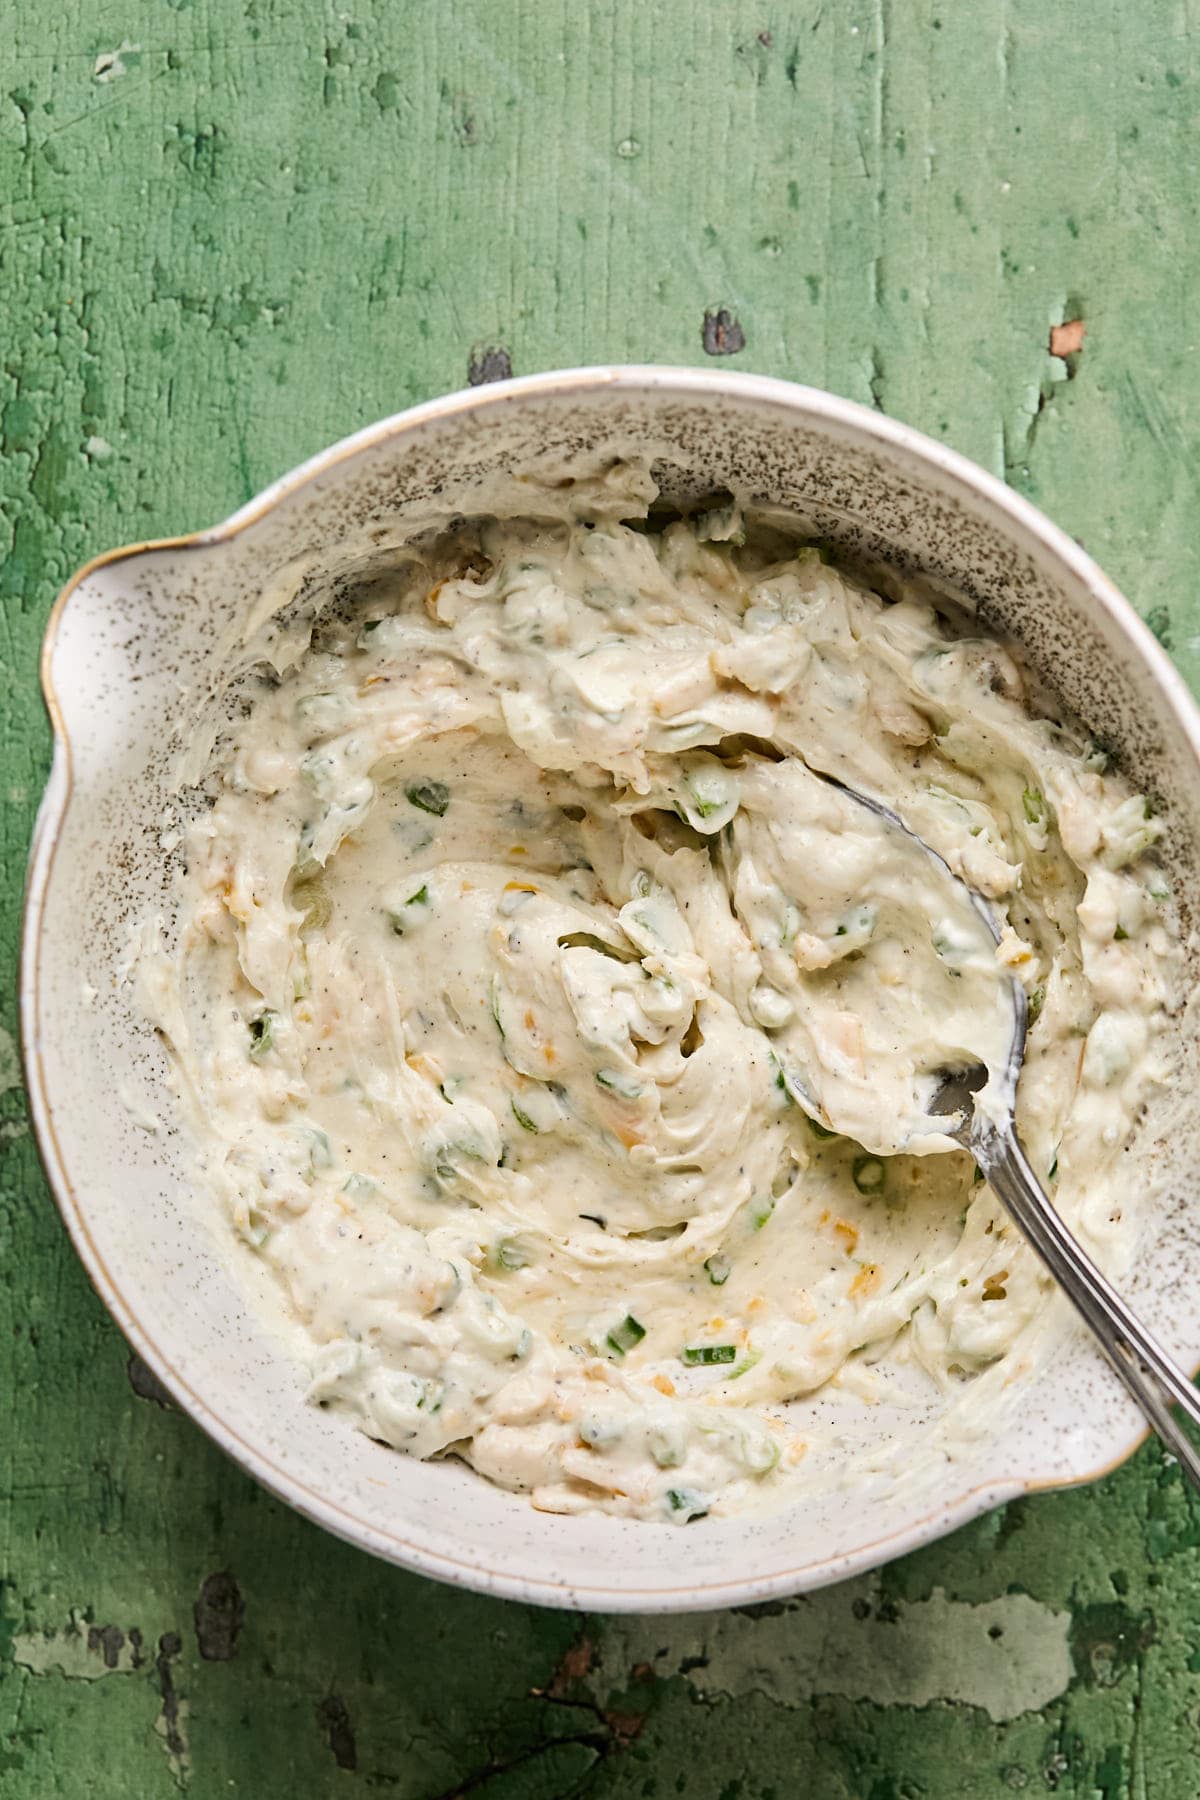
[23,367,1200,1611]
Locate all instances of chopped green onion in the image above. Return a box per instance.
[852,1156,886,1195]
[248,1012,277,1059]
[694,503,746,545]
[1022,787,1047,826]
[647,1423,685,1468]
[341,1173,377,1198]
[1113,923,1129,942]
[665,1488,709,1521]
[834,902,878,944]
[806,1116,836,1140]
[681,1344,737,1366]
[1027,985,1045,1025]
[704,1253,731,1286]
[239,1209,270,1250]
[299,751,337,796]
[737,1423,779,1471]
[489,976,505,1039]
[296,820,319,874]
[687,782,731,821]
[932,921,977,965]
[751,1196,775,1230]
[606,1314,646,1357]
[406,780,450,817]
[306,1128,334,1174]
[387,885,430,933]
[496,1237,529,1271]
[295,691,348,735]
[510,1099,538,1133]
[430,1133,488,1187]
[579,1413,624,1449]
[559,930,637,961]
[595,1068,644,1100]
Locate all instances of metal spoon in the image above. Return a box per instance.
[830,776,1200,1491]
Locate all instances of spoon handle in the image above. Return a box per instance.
[975,1121,1200,1493]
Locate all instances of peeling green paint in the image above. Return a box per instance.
[587,1580,1074,1724]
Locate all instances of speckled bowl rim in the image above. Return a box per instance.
[21,365,1200,1611]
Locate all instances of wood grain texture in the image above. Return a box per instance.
[3,1,1200,1793]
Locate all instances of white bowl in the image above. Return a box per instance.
[23,367,1200,1611]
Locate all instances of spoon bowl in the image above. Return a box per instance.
[797,772,1029,1153]
[831,774,1200,1491]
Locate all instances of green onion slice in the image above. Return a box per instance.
[406,780,450,817]
[606,1314,647,1357]
[852,1156,886,1195]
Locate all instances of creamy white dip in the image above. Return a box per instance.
[141,464,1180,1523]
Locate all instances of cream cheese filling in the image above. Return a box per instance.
[140,468,1180,1523]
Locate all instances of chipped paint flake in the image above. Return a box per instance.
[1050,319,1085,358]
[13,1613,143,1679]
[155,1631,191,1789]
[0,1024,20,1097]
[590,1578,1073,1723]
[93,41,141,83]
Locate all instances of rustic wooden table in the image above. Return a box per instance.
[4,2,1200,1793]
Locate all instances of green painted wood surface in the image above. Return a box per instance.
[3,2,1200,1793]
